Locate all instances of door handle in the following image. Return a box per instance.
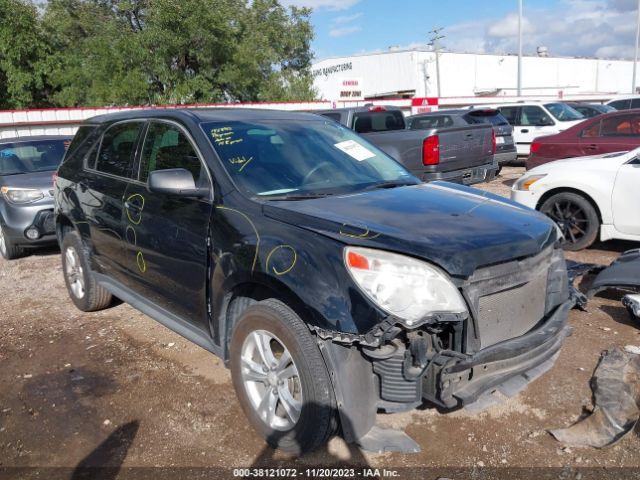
[124,201,141,212]
[520,129,529,133]
[585,144,598,150]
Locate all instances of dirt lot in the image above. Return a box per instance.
[1,166,639,479]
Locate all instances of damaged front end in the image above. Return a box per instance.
[316,246,573,452]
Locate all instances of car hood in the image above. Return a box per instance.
[0,170,55,190]
[263,182,557,277]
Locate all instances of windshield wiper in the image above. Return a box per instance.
[261,192,336,201]
[360,180,419,191]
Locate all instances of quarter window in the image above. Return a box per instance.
[581,121,601,138]
[95,122,143,178]
[139,122,205,185]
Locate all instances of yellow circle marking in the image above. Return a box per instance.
[265,245,297,276]
[136,251,146,273]
[126,194,145,225]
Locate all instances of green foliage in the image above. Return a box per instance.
[0,0,50,108]
[0,0,316,108]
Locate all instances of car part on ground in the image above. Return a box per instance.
[0,136,72,259]
[55,108,572,454]
[550,348,640,448]
[588,249,640,298]
[623,294,640,322]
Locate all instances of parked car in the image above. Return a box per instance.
[316,106,498,185]
[512,148,640,250]
[565,102,616,118]
[0,135,71,259]
[407,108,517,170]
[605,95,640,111]
[526,109,640,170]
[55,108,572,454]
[486,102,585,156]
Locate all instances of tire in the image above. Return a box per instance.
[0,222,23,260]
[229,299,336,454]
[61,230,112,311]
[540,192,599,251]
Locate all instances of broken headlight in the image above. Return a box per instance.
[344,246,468,326]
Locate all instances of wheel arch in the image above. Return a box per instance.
[536,186,603,224]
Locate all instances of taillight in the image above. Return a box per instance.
[531,142,541,153]
[423,135,440,165]
[491,129,496,154]
[368,106,386,112]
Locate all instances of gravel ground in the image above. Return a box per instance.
[1,166,639,479]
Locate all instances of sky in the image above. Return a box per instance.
[280,0,640,61]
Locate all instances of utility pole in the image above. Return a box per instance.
[429,27,445,98]
[633,0,640,94]
[517,0,523,97]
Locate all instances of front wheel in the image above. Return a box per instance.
[229,299,336,454]
[540,192,599,251]
[0,223,23,260]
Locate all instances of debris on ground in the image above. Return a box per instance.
[550,348,640,448]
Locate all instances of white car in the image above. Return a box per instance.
[485,102,585,156]
[511,149,640,250]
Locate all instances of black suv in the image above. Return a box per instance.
[55,108,572,454]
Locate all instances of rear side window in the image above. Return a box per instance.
[608,99,631,110]
[600,114,640,136]
[139,122,205,185]
[464,110,510,126]
[319,112,341,122]
[64,126,97,165]
[408,115,453,129]
[498,106,519,125]
[580,121,601,138]
[632,99,640,109]
[352,110,405,133]
[95,122,143,178]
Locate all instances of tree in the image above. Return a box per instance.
[0,0,50,108]
[40,0,316,107]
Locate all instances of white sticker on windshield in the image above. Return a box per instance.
[334,140,376,161]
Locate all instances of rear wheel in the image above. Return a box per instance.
[0,223,24,260]
[540,192,599,251]
[230,299,336,454]
[61,230,112,311]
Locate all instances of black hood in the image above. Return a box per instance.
[263,182,557,277]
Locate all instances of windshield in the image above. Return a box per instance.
[202,119,418,198]
[544,103,584,121]
[0,139,70,176]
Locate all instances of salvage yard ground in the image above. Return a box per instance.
[1,166,639,479]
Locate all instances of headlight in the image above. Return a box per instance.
[514,174,546,191]
[1,186,45,204]
[344,246,467,325]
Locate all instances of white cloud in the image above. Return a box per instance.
[332,12,363,24]
[442,0,640,59]
[329,25,362,37]
[280,0,361,10]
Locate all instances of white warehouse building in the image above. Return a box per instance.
[312,49,637,107]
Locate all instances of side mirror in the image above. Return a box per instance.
[148,168,207,198]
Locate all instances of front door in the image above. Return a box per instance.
[612,159,640,236]
[123,120,213,330]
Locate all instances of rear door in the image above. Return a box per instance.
[122,120,213,330]
[83,121,144,281]
[612,157,640,235]
[581,114,640,155]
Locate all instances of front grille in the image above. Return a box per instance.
[477,273,547,348]
[464,246,559,351]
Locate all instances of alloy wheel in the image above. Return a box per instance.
[240,330,303,431]
[543,199,590,246]
[65,246,85,299]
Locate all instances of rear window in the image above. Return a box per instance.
[352,110,405,133]
[464,110,510,126]
[408,115,454,130]
[0,138,70,176]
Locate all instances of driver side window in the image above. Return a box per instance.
[139,122,208,187]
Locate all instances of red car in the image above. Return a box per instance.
[526,109,640,170]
